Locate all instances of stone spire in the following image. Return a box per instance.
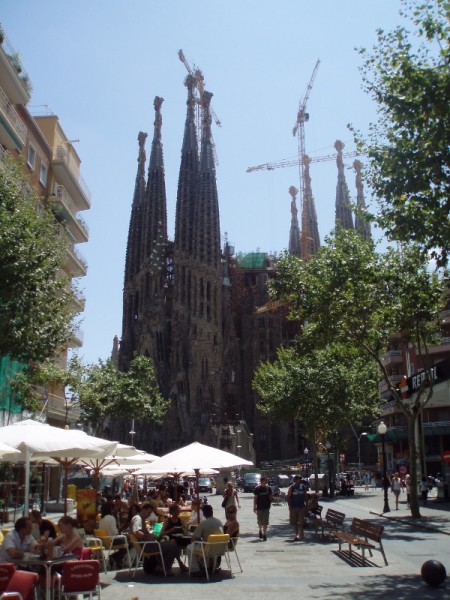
[142,96,167,265]
[175,75,199,256]
[120,132,147,369]
[353,159,372,241]
[334,139,354,230]
[300,155,320,259]
[288,186,301,257]
[123,131,147,285]
[193,90,221,268]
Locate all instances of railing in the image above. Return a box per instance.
[0,83,26,144]
[55,145,92,204]
[0,29,32,96]
[55,185,89,236]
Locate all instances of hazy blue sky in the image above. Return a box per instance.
[2,1,404,365]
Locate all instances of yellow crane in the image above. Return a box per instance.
[246,148,360,173]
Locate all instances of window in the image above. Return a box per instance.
[39,162,48,186]
[27,143,36,170]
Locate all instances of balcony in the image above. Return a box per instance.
[0,83,26,149]
[69,328,84,348]
[382,350,403,368]
[54,185,89,243]
[52,146,91,211]
[0,33,31,105]
[379,374,401,394]
[65,243,88,277]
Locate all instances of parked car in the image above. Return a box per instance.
[243,472,261,492]
[198,477,213,493]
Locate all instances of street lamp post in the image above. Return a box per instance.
[325,440,334,497]
[304,447,309,478]
[378,421,390,513]
[358,432,368,483]
[129,419,136,447]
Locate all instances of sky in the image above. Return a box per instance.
[2,0,405,365]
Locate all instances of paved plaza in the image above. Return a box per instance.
[94,486,450,599]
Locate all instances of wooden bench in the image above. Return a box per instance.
[335,518,388,566]
[314,508,346,538]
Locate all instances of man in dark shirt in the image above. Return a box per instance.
[253,477,273,541]
[30,510,57,540]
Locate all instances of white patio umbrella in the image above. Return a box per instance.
[0,419,117,515]
[138,441,253,506]
[0,441,21,460]
[77,446,159,489]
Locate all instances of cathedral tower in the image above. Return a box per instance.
[334,139,354,230]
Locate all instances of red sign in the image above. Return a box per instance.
[442,451,450,463]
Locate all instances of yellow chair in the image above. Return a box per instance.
[83,535,107,574]
[127,533,167,578]
[189,533,231,581]
[94,528,130,571]
[228,537,243,573]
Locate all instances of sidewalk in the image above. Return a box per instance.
[331,485,450,536]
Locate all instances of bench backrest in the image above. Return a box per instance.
[325,509,345,525]
[351,518,383,542]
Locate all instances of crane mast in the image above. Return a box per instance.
[292,59,320,215]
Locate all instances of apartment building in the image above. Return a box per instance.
[0,26,90,426]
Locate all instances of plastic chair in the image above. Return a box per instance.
[127,533,166,578]
[228,537,243,573]
[0,564,16,593]
[54,560,100,600]
[4,570,39,600]
[84,536,107,574]
[94,529,130,571]
[189,533,232,581]
[80,547,93,560]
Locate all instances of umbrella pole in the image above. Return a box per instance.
[195,468,200,524]
[24,447,31,517]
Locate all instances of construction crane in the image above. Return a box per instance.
[246,148,361,173]
[178,50,222,129]
[291,59,320,213]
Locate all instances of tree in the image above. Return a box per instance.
[270,228,448,517]
[253,341,379,489]
[76,354,170,436]
[352,0,450,266]
[0,158,76,362]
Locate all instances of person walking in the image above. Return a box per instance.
[253,476,273,541]
[287,475,307,541]
[419,476,429,505]
[222,481,241,517]
[391,473,402,510]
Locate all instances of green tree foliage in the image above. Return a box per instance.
[253,342,379,437]
[270,228,448,517]
[0,158,76,361]
[76,354,170,435]
[352,0,450,266]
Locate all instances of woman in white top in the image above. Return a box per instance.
[98,503,126,569]
[390,473,402,510]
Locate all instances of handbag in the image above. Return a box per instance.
[221,496,227,508]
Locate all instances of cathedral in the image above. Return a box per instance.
[116,74,370,464]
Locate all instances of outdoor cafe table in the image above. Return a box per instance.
[13,553,75,600]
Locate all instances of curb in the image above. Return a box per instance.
[369,509,450,536]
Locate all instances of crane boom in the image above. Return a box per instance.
[246,149,361,173]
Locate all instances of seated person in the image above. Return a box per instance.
[54,516,83,558]
[99,503,127,570]
[188,499,205,528]
[223,505,240,541]
[130,501,183,575]
[161,505,184,537]
[187,504,223,575]
[0,516,38,562]
[30,510,57,541]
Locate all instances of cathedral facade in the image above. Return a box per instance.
[117,76,369,463]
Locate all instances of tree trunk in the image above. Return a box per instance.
[408,414,421,518]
